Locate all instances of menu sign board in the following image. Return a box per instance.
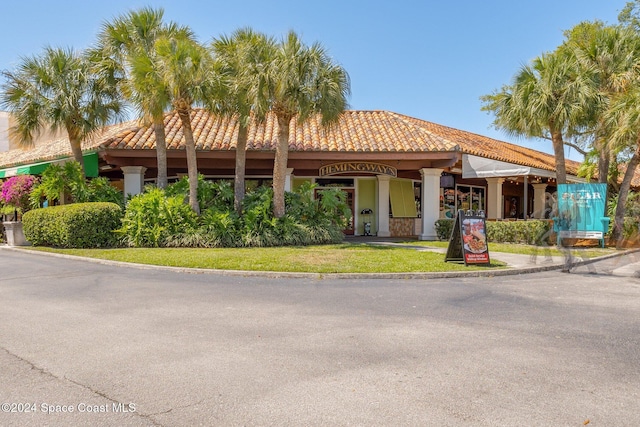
[445,211,490,266]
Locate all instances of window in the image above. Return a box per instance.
[455,185,485,214]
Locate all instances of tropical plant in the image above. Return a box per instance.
[29,161,123,208]
[0,47,122,175]
[29,162,86,207]
[481,48,595,184]
[93,7,188,189]
[165,175,234,212]
[117,187,198,247]
[250,31,350,218]
[211,28,277,213]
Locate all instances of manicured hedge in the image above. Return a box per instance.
[435,218,554,245]
[22,202,122,248]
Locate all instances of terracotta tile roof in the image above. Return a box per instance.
[2,108,637,187]
[394,113,583,176]
[0,121,137,168]
[96,109,460,153]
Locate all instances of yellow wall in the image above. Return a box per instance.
[356,179,376,235]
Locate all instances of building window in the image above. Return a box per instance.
[455,185,485,214]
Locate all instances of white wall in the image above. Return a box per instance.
[0,111,9,152]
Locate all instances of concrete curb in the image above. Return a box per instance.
[3,245,638,280]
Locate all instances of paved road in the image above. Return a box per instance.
[0,249,639,426]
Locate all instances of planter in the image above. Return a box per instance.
[3,221,31,246]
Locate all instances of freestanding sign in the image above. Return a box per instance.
[555,183,609,247]
[445,210,491,265]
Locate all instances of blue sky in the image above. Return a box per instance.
[0,0,630,161]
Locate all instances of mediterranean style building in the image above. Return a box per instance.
[1,109,631,239]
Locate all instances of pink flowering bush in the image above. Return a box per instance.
[1,175,36,214]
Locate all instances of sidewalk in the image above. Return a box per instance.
[356,239,566,272]
[351,237,635,276]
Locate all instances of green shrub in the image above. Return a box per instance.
[435,218,553,245]
[117,188,198,247]
[22,202,122,248]
[434,219,454,241]
[486,220,552,245]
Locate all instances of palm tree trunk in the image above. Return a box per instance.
[177,109,200,215]
[272,116,290,218]
[234,124,248,214]
[611,141,640,245]
[550,124,567,184]
[597,143,610,184]
[153,118,168,189]
[69,137,86,176]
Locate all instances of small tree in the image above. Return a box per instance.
[0,175,36,219]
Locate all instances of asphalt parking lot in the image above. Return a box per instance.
[1,248,639,426]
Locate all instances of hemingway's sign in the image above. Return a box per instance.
[319,162,397,177]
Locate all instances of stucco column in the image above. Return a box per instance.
[376,175,391,237]
[485,177,505,220]
[532,183,548,219]
[419,168,443,240]
[284,168,294,192]
[122,166,147,199]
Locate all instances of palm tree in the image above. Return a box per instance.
[94,7,187,189]
[153,31,223,214]
[603,82,640,243]
[481,48,595,184]
[562,21,640,185]
[211,28,277,214]
[1,46,122,175]
[261,31,350,218]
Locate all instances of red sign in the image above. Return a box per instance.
[461,217,490,265]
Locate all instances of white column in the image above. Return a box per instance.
[122,166,147,199]
[532,183,548,219]
[485,177,505,220]
[376,175,391,237]
[284,168,294,192]
[419,168,443,240]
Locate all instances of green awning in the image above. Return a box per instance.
[0,152,99,178]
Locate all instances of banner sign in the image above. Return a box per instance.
[556,183,607,232]
[445,211,491,265]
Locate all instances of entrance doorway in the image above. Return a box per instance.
[314,188,355,235]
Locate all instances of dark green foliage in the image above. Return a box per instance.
[117,187,198,247]
[120,181,348,248]
[434,219,454,241]
[29,162,124,208]
[608,192,640,238]
[85,177,125,207]
[22,202,122,248]
[165,174,234,212]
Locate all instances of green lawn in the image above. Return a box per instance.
[25,244,506,273]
